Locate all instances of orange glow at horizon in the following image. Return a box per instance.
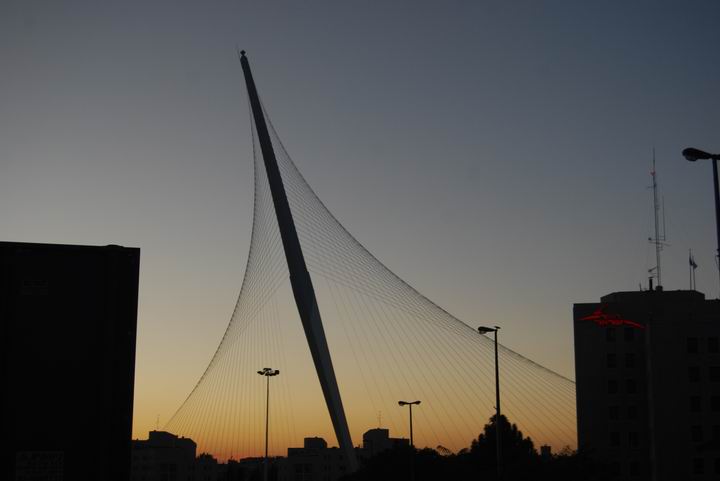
[134,280,576,462]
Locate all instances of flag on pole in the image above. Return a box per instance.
[690,252,698,269]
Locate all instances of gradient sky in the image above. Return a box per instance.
[2,0,720,445]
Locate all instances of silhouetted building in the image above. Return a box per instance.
[131,431,197,481]
[540,444,552,459]
[234,457,267,480]
[277,429,408,481]
[360,428,408,459]
[196,453,221,481]
[223,459,247,481]
[574,289,720,480]
[278,437,347,481]
[2,241,140,481]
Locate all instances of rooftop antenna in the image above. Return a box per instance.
[648,149,667,289]
[689,248,698,290]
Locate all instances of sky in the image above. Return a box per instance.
[2,0,720,449]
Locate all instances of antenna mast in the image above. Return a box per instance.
[649,149,666,289]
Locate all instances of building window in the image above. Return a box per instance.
[692,425,703,443]
[624,353,635,368]
[687,337,699,354]
[714,425,720,441]
[607,353,617,368]
[608,380,618,394]
[712,396,720,412]
[629,460,639,476]
[709,337,719,353]
[609,405,620,420]
[690,396,701,413]
[626,379,637,394]
[610,432,620,447]
[628,431,639,448]
[624,327,635,342]
[689,366,700,383]
[715,457,720,475]
[693,458,704,475]
[627,405,638,420]
[606,328,616,342]
[710,366,720,382]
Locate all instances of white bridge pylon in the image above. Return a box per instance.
[164,53,578,464]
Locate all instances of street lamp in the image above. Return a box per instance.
[478,325,502,480]
[257,367,280,481]
[398,400,421,448]
[683,147,720,296]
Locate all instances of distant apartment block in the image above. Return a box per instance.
[1,241,140,481]
[278,428,408,481]
[359,428,409,460]
[279,437,346,481]
[131,431,198,481]
[574,289,720,480]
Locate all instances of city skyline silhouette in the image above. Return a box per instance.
[3,2,720,478]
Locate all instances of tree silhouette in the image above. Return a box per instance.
[341,414,608,481]
[470,414,536,468]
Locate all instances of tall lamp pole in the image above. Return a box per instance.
[398,400,421,447]
[258,367,280,481]
[478,325,502,480]
[399,400,421,481]
[683,147,720,296]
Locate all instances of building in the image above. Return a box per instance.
[131,431,197,481]
[278,429,408,481]
[279,437,347,481]
[574,288,720,480]
[195,453,221,481]
[360,428,408,459]
[2,241,140,481]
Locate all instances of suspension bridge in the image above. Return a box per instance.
[163,52,577,465]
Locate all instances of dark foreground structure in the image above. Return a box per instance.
[574,289,720,480]
[1,241,140,481]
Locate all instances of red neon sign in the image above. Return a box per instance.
[580,305,644,329]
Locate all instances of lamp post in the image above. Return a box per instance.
[399,400,421,481]
[398,400,421,447]
[478,325,502,480]
[257,367,280,481]
[683,147,720,296]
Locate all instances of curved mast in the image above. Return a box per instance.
[239,50,358,472]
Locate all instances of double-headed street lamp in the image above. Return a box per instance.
[399,400,421,481]
[683,147,720,296]
[257,367,280,481]
[478,325,502,480]
[398,400,421,448]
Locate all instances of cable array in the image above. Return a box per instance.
[164,100,577,461]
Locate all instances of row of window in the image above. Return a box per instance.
[608,382,720,397]
[608,404,638,421]
[607,353,637,368]
[611,427,720,449]
[609,430,640,448]
[688,365,720,382]
[608,379,638,395]
[607,456,720,477]
[687,336,720,354]
[604,332,720,353]
[607,412,720,435]
[690,395,720,413]
[692,457,720,476]
[606,327,638,342]
[690,424,720,443]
